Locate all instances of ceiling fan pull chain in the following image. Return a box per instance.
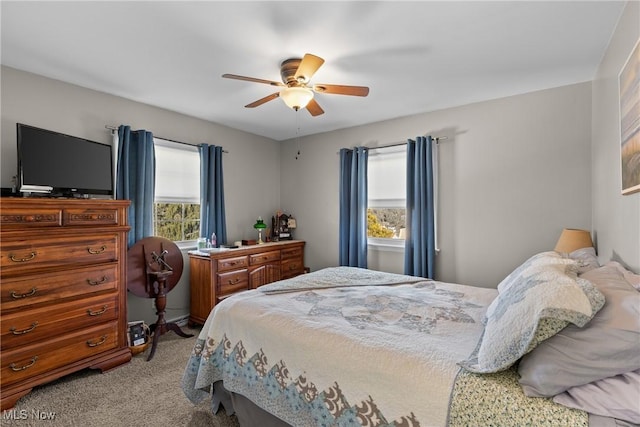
[295,112,301,160]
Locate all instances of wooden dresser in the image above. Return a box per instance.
[188,240,305,325]
[0,198,131,410]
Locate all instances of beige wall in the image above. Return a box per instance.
[280,82,593,287]
[592,0,640,273]
[1,66,282,325]
[281,1,640,283]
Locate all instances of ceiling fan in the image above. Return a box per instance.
[222,53,369,116]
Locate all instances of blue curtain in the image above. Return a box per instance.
[199,144,227,246]
[116,125,155,248]
[404,136,436,278]
[339,147,368,268]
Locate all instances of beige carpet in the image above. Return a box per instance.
[1,327,240,427]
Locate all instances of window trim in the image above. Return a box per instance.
[368,237,405,252]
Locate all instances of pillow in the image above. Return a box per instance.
[459,262,604,374]
[497,251,578,294]
[622,269,640,290]
[553,369,640,424]
[569,247,599,274]
[603,261,640,291]
[518,264,640,397]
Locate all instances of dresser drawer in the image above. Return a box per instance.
[249,250,280,265]
[216,269,249,296]
[1,234,119,273]
[1,321,118,387]
[64,208,119,226]
[0,208,63,229]
[281,258,304,279]
[1,293,119,350]
[1,263,119,311]
[281,245,303,259]
[216,256,248,272]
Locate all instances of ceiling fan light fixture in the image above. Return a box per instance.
[223,53,367,116]
[280,87,314,111]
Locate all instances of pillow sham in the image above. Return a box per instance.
[460,262,604,374]
[518,264,640,397]
[604,261,640,290]
[569,247,599,274]
[623,269,640,290]
[497,251,578,294]
[553,369,640,424]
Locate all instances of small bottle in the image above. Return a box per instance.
[197,237,206,250]
[211,232,217,248]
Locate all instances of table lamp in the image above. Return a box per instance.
[554,228,594,253]
[254,217,267,244]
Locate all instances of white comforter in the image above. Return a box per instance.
[182,267,497,426]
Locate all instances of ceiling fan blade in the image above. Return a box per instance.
[222,74,284,87]
[245,92,280,108]
[313,84,369,97]
[295,54,325,83]
[306,98,324,116]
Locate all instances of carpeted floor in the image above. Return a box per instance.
[1,327,240,427]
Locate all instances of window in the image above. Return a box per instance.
[367,145,406,249]
[153,138,200,243]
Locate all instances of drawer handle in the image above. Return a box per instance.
[10,356,38,372]
[87,245,107,255]
[86,335,107,347]
[226,261,238,266]
[10,288,37,299]
[10,322,39,335]
[87,276,108,286]
[8,252,37,262]
[87,305,108,316]
[227,278,240,285]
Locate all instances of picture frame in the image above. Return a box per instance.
[619,38,640,195]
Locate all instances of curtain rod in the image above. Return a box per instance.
[336,135,448,154]
[366,136,448,150]
[105,125,228,153]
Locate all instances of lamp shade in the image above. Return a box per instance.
[280,87,314,110]
[554,228,594,253]
[253,217,267,230]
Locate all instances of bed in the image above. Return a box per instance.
[182,251,640,427]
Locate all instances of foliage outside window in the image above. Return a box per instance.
[153,138,201,243]
[154,202,200,242]
[368,208,405,238]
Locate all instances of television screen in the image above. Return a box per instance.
[17,123,114,197]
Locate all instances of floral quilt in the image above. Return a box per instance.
[182,267,499,426]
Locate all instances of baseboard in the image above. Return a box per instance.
[168,315,190,327]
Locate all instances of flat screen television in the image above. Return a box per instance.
[17,123,114,198]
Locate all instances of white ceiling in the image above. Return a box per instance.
[1,1,626,141]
